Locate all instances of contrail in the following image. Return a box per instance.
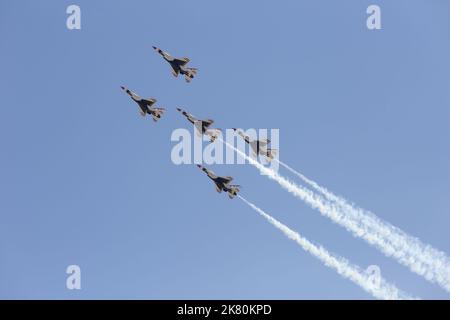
[221,139,450,292]
[276,159,450,293]
[237,195,416,300]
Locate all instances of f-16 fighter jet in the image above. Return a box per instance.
[152,46,198,82]
[233,128,277,161]
[176,108,221,142]
[197,165,240,199]
[121,86,165,122]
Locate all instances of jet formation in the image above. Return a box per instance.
[120,46,279,199]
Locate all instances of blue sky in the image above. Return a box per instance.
[1,0,449,299]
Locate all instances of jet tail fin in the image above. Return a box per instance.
[184,68,198,82]
[227,185,240,199]
[266,149,277,161]
[151,108,165,122]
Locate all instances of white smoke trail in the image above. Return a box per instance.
[237,195,416,300]
[220,139,450,292]
[276,159,450,293]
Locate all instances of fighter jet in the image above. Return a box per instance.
[233,128,277,161]
[177,108,221,142]
[197,165,240,199]
[152,46,198,82]
[120,86,165,122]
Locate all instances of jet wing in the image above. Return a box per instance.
[171,67,179,77]
[202,119,214,128]
[143,98,157,107]
[138,104,148,116]
[173,57,190,66]
[217,176,233,184]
